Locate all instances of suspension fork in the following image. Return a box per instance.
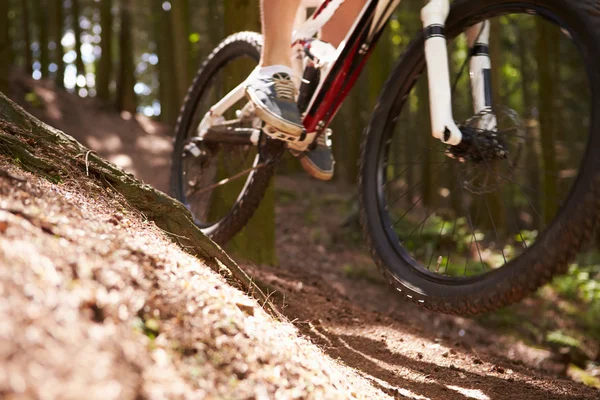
[466,21,497,130]
[422,0,496,145]
[421,0,462,145]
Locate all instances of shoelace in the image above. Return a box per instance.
[270,73,298,101]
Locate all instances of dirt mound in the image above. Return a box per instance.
[0,159,389,399]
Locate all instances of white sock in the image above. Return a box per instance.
[249,65,294,80]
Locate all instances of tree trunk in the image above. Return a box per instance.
[21,0,33,75]
[536,19,558,226]
[0,0,9,94]
[0,91,279,316]
[71,0,86,83]
[96,0,114,102]
[36,0,49,78]
[116,0,136,113]
[221,0,277,265]
[170,0,191,102]
[52,0,65,88]
[207,1,222,49]
[153,0,178,124]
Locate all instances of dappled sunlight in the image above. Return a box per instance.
[446,385,491,400]
[135,114,163,135]
[237,175,600,399]
[86,133,123,153]
[11,71,173,192]
[32,86,62,120]
[136,135,171,154]
[108,154,134,171]
[120,111,133,121]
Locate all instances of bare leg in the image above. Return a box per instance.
[321,0,367,47]
[260,0,302,67]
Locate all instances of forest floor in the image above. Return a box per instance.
[0,160,388,399]
[8,73,600,399]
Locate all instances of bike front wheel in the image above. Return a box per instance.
[360,0,600,314]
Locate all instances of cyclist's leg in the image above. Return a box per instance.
[321,0,367,47]
[300,0,368,180]
[245,0,304,137]
[261,0,302,67]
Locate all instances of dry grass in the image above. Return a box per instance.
[0,160,389,400]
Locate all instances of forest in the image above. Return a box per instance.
[1,0,600,398]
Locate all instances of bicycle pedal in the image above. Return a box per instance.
[262,124,309,144]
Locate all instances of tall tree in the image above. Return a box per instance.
[52,0,65,88]
[0,0,10,93]
[116,0,136,113]
[221,0,277,265]
[71,0,86,82]
[536,19,559,226]
[21,0,33,74]
[169,0,191,102]
[37,0,49,78]
[96,0,114,102]
[153,0,178,124]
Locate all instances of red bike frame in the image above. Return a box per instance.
[302,0,397,134]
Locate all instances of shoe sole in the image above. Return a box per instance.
[299,156,334,181]
[244,88,305,139]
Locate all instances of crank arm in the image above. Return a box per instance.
[203,126,261,146]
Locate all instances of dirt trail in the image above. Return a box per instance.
[12,76,600,399]
[11,72,172,193]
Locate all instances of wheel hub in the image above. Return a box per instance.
[446,125,509,163]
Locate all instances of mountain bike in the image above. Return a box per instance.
[170,0,600,315]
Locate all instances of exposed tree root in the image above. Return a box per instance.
[0,92,280,318]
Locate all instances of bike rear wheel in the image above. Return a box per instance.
[170,32,283,245]
[360,0,600,314]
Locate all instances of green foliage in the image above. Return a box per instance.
[554,261,600,303]
[546,329,580,349]
[24,91,42,108]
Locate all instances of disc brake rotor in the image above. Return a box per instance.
[448,107,526,194]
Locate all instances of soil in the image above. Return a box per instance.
[0,161,388,399]
[9,74,600,399]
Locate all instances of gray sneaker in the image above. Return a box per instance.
[299,130,335,181]
[245,67,305,138]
